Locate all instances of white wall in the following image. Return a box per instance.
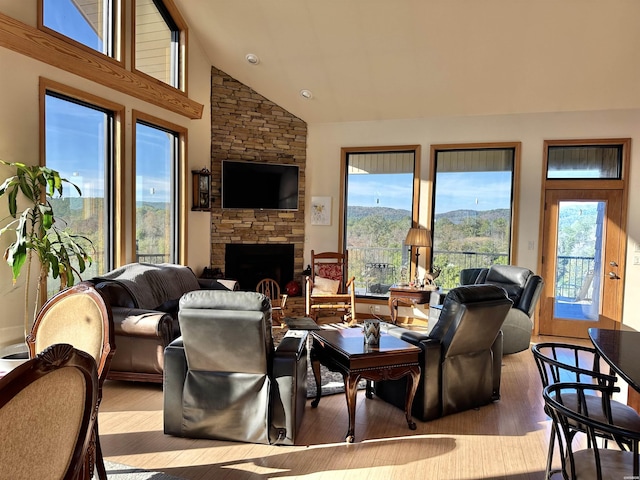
[0,1,212,347]
[306,110,640,330]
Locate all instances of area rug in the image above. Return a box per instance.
[94,461,183,480]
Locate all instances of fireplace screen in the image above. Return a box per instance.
[225,244,295,291]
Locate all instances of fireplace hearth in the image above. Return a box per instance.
[225,244,295,291]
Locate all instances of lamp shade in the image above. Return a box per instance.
[405,227,432,247]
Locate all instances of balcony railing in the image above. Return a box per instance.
[137,253,170,264]
[349,246,593,299]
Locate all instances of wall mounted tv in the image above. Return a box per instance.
[221,160,299,210]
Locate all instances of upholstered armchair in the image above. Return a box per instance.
[480,265,544,354]
[374,284,513,421]
[163,290,308,445]
[456,265,544,354]
[459,267,488,286]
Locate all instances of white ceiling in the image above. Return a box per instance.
[176,0,640,124]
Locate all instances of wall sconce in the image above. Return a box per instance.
[192,168,212,211]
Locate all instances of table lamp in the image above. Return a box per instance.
[405,227,432,286]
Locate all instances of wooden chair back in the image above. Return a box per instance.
[310,250,349,294]
[256,278,288,324]
[27,281,115,480]
[0,343,98,480]
[27,281,115,384]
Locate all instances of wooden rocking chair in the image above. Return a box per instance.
[305,250,356,324]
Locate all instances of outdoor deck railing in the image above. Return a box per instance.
[136,253,170,264]
[348,246,593,299]
[135,247,592,300]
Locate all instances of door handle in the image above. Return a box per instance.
[609,261,618,267]
[609,271,619,279]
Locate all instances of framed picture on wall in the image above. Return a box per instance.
[311,196,331,225]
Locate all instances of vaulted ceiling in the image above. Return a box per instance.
[175,0,640,124]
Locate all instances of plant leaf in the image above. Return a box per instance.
[5,240,27,283]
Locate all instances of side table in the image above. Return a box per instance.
[388,286,437,324]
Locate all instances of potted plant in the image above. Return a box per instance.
[0,160,94,342]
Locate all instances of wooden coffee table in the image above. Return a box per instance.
[310,326,421,443]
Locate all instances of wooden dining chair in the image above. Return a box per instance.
[26,282,115,480]
[544,382,640,479]
[256,278,288,327]
[532,342,640,479]
[0,343,99,480]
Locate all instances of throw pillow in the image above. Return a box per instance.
[317,264,343,282]
[312,276,341,295]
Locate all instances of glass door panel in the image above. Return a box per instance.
[540,189,623,338]
[553,201,603,321]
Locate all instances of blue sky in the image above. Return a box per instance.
[348,171,512,214]
[44,1,172,204]
[47,1,512,212]
[44,0,103,52]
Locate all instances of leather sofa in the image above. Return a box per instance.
[462,265,544,354]
[88,263,237,383]
[164,290,308,445]
[375,284,513,421]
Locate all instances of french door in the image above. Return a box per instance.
[539,189,625,338]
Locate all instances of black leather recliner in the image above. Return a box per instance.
[163,290,308,445]
[461,265,544,354]
[375,284,513,422]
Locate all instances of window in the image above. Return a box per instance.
[547,145,622,179]
[43,84,119,295]
[430,144,520,289]
[134,112,184,264]
[41,0,119,58]
[134,0,184,89]
[342,147,420,299]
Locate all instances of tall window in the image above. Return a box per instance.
[42,0,118,58]
[342,147,420,298]
[134,114,182,264]
[430,144,520,289]
[44,89,116,294]
[134,0,182,89]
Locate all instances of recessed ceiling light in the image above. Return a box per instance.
[245,53,260,65]
[300,89,313,99]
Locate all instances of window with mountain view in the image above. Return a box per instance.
[42,0,118,58]
[44,90,115,296]
[134,115,181,264]
[343,149,419,298]
[430,145,519,289]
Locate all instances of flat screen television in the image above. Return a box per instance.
[221,160,299,210]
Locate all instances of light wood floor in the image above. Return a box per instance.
[98,334,587,480]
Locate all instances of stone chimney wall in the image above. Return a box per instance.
[210,66,307,278]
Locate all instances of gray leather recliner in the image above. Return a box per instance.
[163,290,308,445]
[375,284,513,422]
[482,265,544,354]
[463,265,544,355]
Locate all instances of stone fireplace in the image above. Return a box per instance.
[225,244,295,291]
[209,66,307,292]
